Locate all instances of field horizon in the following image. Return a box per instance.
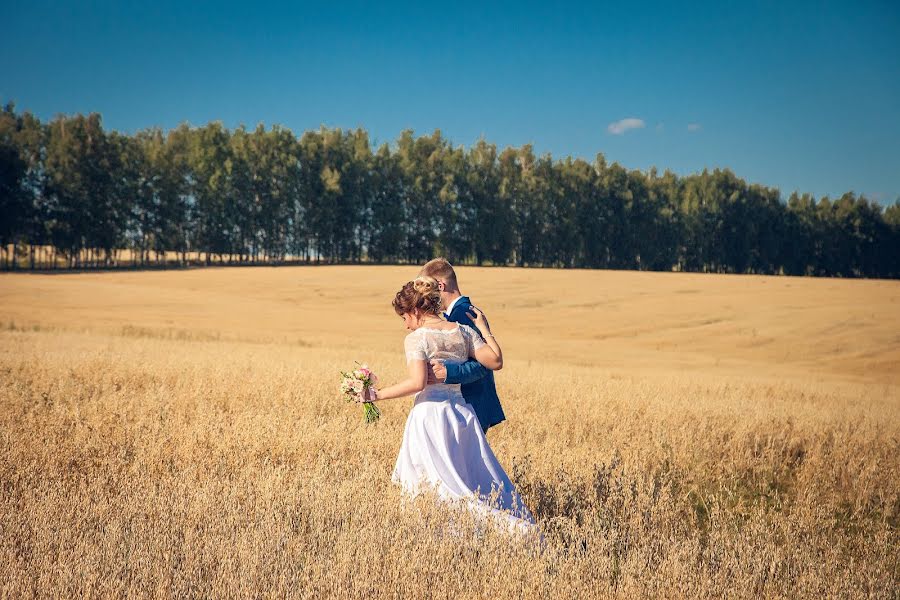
[2,265,898,385]
[1,266,897,597]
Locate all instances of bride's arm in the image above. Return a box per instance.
[468,307,503,370]
[371,359,428,401]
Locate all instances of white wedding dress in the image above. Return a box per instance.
[391,324,536,532]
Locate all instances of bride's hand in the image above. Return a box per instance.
[466,306,491,333]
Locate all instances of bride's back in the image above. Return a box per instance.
[404,325,476,366]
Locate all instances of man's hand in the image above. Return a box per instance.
[428,359,447,384]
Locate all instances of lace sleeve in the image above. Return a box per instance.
[404,331,427,363]
[460,324,485,356]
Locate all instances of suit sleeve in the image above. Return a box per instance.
[444,357,489,385]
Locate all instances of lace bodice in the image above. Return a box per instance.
[404,324,485,365]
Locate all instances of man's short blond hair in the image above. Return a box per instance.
[420,257,458,286]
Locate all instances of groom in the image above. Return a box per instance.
[421,258,506,432]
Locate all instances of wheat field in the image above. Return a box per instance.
[1,266,898,598]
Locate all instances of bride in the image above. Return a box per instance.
[365,276,535,531]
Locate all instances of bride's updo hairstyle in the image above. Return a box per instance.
[393,276,442,317]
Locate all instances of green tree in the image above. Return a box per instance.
[468,139,511,265]
[883,201,900,278]
[187,122,233,263]
[367,143,405,262]
[396,130,446,263]
[0,103,30,268]
[44,114,125,267]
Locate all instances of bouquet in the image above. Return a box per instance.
[340,363,381,423]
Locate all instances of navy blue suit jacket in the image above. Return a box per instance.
[443,296,506,431]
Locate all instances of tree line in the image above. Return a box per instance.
[1,102,898,277]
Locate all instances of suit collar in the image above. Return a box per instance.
[445,295,469,317]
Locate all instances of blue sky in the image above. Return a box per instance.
[3,1,899,203]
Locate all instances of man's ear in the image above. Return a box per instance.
[437,280,446,291]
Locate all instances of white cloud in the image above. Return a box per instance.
[687,123,702,132]
[607,118,645,135]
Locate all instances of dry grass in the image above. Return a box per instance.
[1,266,898,598]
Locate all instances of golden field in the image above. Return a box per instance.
[1,266,898,598]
